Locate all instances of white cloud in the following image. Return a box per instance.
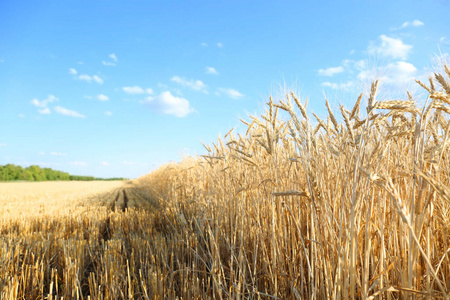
[141,91,194,117]
[31,95,58,108]
[0,143,6,147]
[357,69,374,82]
[368,35,412,60]
[123,86,145,94]
[201,42,208,47]
[217,88,244,99]
[356,61,417,86]
[206,66,219,75]
[401,20,424,28]
[146,88,153,94]
[69,68,77,75]
[321,81,355,91]
[93,75,103,84]
[101,161,110,166]
[342,59,367,72]
[50,152,67,156]
[383,61,417,85]
[78,74,91,81]
[19,114,25,118]
[318,66,344,76]
[54,106,86,118]
[38,108,51,114]
[78,74,103,84]
[104,111,113,116]
[171,76,207,92]
[102,53,118,66]
[412,20,424,27]
[70,161,88,166]
[217,42,223,48]
[109,53,118,62]
[392,20,424,31]
[97,94,109,101]
[321,82,339,89]
[354,60,367,70]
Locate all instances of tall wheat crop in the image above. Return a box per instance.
[136,64,450,299]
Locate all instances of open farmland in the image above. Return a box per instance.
[0,181,125,220]
[0,180,168,299]
[2,67,450,299]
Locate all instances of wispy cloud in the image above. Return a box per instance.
[383,61,417,85]
[50,152,67,156]
[0,143,6,147]
[392,19,424,30]
[318,66,344,76]
[403,19,424,28]
[79,74,93,81]
[123,86,145,94]
[368,35,412,60]
[31,95,58,108]
[342,59,367,71]
[97,94,109,101]
[78,74,104,84]
[54,106,86,118]
[109,53,118,62]
[101,161,110,166]
[321,81,355,91]
[201,42,208,47]
[104,111,113,116]
[206,66,219,75]
[217,42,223,48]
[38,108,51,114]
[171,76,207,92]
[102,53,118,66]
[217,88,244,99]
[69,68,77,75]
[141,91,194,117]
[356,61,418,86]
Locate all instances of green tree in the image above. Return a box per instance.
[21,169,33,181]
[26,165,45,181]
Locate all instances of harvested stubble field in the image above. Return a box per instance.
[2,65,450,299]
[0,181,166,299]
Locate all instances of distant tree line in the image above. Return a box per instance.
[0,164,127,181]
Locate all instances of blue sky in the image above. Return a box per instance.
[1,0,449,178]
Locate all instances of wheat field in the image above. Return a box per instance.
[2,65,450,299]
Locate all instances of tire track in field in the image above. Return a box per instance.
[87,183,159,212]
